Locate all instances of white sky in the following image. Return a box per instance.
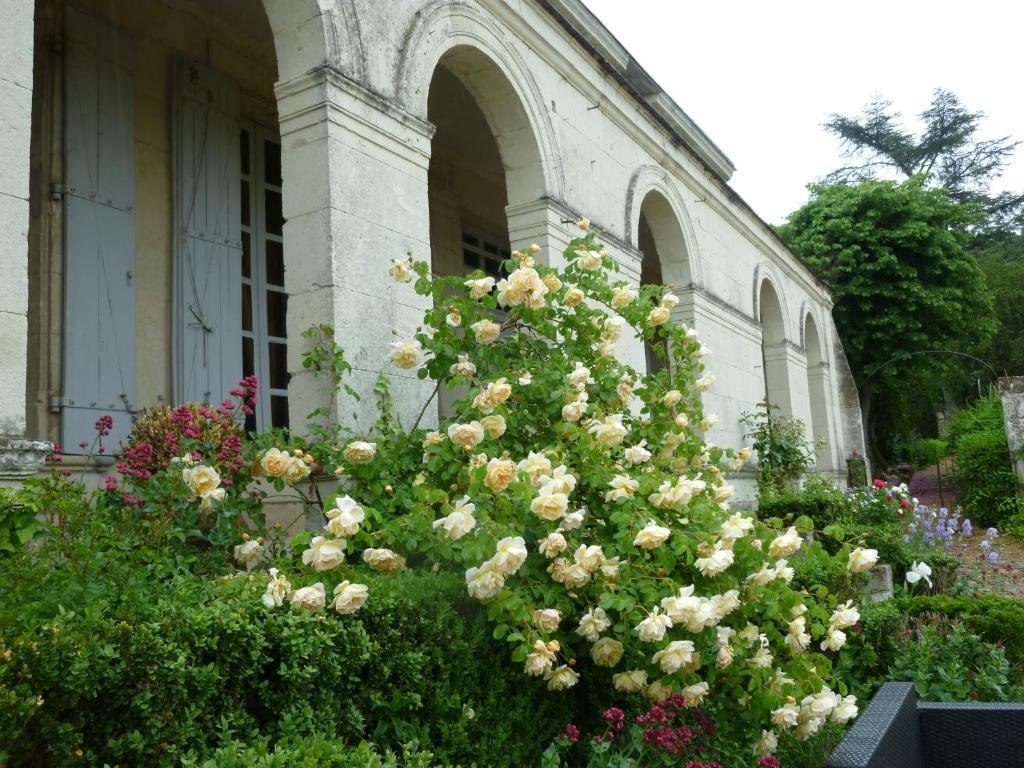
[582,0,1024,224]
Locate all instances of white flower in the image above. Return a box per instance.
[484,457,517,493]
[906,561,932,588]
[291,582,326,612]
[537,465,577,495]
[831,695,859,724]
[518,371,533,385]
[695,542,734,577]
[576,607,611,642]
[575,248,603,270]
[661,390,682,407]
[611,285,637,309]
[261,567,291,608]
[481,414,507,439]
[589,414,628,447]
[538,532,568,558]
[448,421,485,451]
[848,547,879,573]
[524,640,556,676]
[449,354,477,378]
[389,255,415,283]
[772,697,800,730]
[652,640,696,674]
[563,508,586,530]
[682,681,709,707]
[605,474,639,502]
[591,637,624,667]
[573,544,604,573]
[390,339,424,369]
[492,536,528,576]
[182,464,221,498]
[362,548,406,574]
[466,559,504,600]
[562,399,587,423]
[465,276,495,298]
[634,521,671,550]
[331,580,369,614]
[233,539,263,566]
[343,441,377,464]
[635,608,673,643]
[432,496,477,540]
[700,414,719,432]
[326,495,365,537]
[471,319,501,344]
[518,452,552,486]
[756,729,778,757]
[533,608,562,633]
[820,627,847,652]
[545,665,579,691]
[495,267,549,309]
[301,536,347,572]
[624,441,652,465]
[829,600,860,630]
[562,287,585,306]
[768,527,802,558]
[531,487,569,521]
[719,513,754,541]
[565,362,593,390]
[613,670,648,693]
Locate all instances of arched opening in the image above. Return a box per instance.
[804,314,834,469]
[638,191,691,374]
[759,279,792,416]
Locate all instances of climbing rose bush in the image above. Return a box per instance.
[262,224,868,755]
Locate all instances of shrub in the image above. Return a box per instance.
[905,438,948,469]
[757,476,852,530]
[179,739,435,768]
[896,594,1024,668]
[741,401,815,496]
[956,430,1016,525]
[0,564,578,767]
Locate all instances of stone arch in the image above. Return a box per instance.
[752,262,792,341]
[804,310,835,469]
[395,0,563,204]
[261,0,365,83]
[625,166,703,288]
[757,274,793,416]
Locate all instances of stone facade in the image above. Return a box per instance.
[0,0,865,500]
[998,377,1024,495]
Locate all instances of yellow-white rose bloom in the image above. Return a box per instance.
[301,536,347,572]
[575,607,611,642]
[830,600,860,630]
[720,513,754,541]
[611,285,637,309]
[544,665,579,691]
[290,582,326,612]
[464,275,495,298]
[591,637,624,667]
[362,548,406,574]
[260,447,291,478]
[533,608,562,633]
[624,441,652,465]
[537,465,577,495]
[524,640,556,676]
[183,464,221,498]
[262,567,291,608]
[756,729,779,756]
[695,542,735,577]
[613,670,648,693]
[562,287,585,306]
[518,451,552,485]
[343,440,377,464]
[768,526,803,558]
[605,474,639,502]
[831,695,858,724]
[648,305,671,327]
[432,496,477,541]
[326,495,366,537]
[588,413,628,447]
[695,373,715,392]
[471,319,501,344]
[466,559,505,600]
[682,681,710,707]
[531,487,569,521]
[573,544,604,573]
[635,608,673,643]
[200,487,226,511]
[447,421,485,451]
[233,539,263,566]
[772,697,800,730]
[496,267,549,309]
[484,457,517,493]
[575,249,603,270]
[481,414,506,439]
[331,580,369,615]
[820,627,847,652]
[661,389,683,407]
[390,339,424,369]
[538,532,568,558]
[847,547,879,573]
[388,256,415,283]
[449,353,477,378]
[652,640,697,674]
[492,536,528,576]
[634,521,671,549]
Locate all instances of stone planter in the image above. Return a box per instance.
[826,682,1024,767]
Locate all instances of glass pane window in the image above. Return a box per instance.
[460,226,510,280]
[240,125,289,431]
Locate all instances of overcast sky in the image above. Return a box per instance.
[582,0,1024,224]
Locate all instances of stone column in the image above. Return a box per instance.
[276,69,437,434]
[998,377,1024,495]
[807,361,838,472]
[0,0,50,480]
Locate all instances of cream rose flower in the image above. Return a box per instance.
[847,547,879,573]
[449,354,477,378]
[471,319,501,344]
[259,448,291,478]
[262,567,291,608]
[445,306,462,326]
[652,640,696,674]
[362,547,406,574]
[331,580,369,615]
[635,608,673,642]
[234,539,263,566]
[662,390,682,407]
[283,455,311,484]
[538,532,568,558]
[573,544,604,573]
[624,441,652,465]
[531,488,569,521]
[757,729,779,757]
[542,273,562,293]
[575,249,603,270]
[583,637,621,668]
[561,398,587,423]
[545,665,579,691]
[695,542,735,577]
[344,441,377,464]
[695,373,716,392]
[820,627,847,652]
[682,681,709,707]
[484,457,517,493]
[720,513,753,540]
[605,474,639,502]
[518,451,552,485]
[496,267,549,309]
[700,414,719,432]
[302,536,347,572]
[768,527,803,558]
[492,536,528,576]
[448,421,485,451]
[613,670,648,693]
[648,305,671,327]
[537,465,577,495]
[563,508,586,530]
[772,697,800,730]
[562,287,585,306]
[389,255,415,283]
[326,495,365,537]
[432,496,477,540]
[183,465,220,498]
[291,582,326,612]
[481,414,506,439]
[588,413,628,447]
[634,521,671,550]
[611,285,637,309]
[830,600,860,630]
[576,607,611,642]
[465,276,495,298]
[533,608,562,633]
[831,695,858,724]
[390,339,424,369]
[199,487,225,511]
[524,640,556,676]
[466,559,504,600]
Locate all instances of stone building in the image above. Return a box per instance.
[0,0,865,499]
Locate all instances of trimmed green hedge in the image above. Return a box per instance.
[895,594,1024,668]
[0,566,583,767]
[757,477,852,530]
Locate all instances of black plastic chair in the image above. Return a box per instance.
[827,682,1024,768]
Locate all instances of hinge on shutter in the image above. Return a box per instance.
[50,183,68,202]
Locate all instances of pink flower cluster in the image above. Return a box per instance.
[118,441,154,481]
[635,696,716,759]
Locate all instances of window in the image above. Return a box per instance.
[240,124,288,431]
[461,227,510,278]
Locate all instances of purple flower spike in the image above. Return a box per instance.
[963,520,973,536]
[989,551,1000,564]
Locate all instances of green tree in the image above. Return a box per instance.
[778,178,995,462]
[976,235,1024,376]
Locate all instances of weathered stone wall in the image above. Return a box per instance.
[998,377,1024,494]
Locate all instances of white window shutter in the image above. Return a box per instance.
[61,8,136,452]
[172,60,243,407]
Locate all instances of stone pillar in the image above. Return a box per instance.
[998,377,1024,495]
[276,69,437,434]
[0,0,51,480]
[806,361,838,472]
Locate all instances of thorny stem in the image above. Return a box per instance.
[412,381,441,433]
